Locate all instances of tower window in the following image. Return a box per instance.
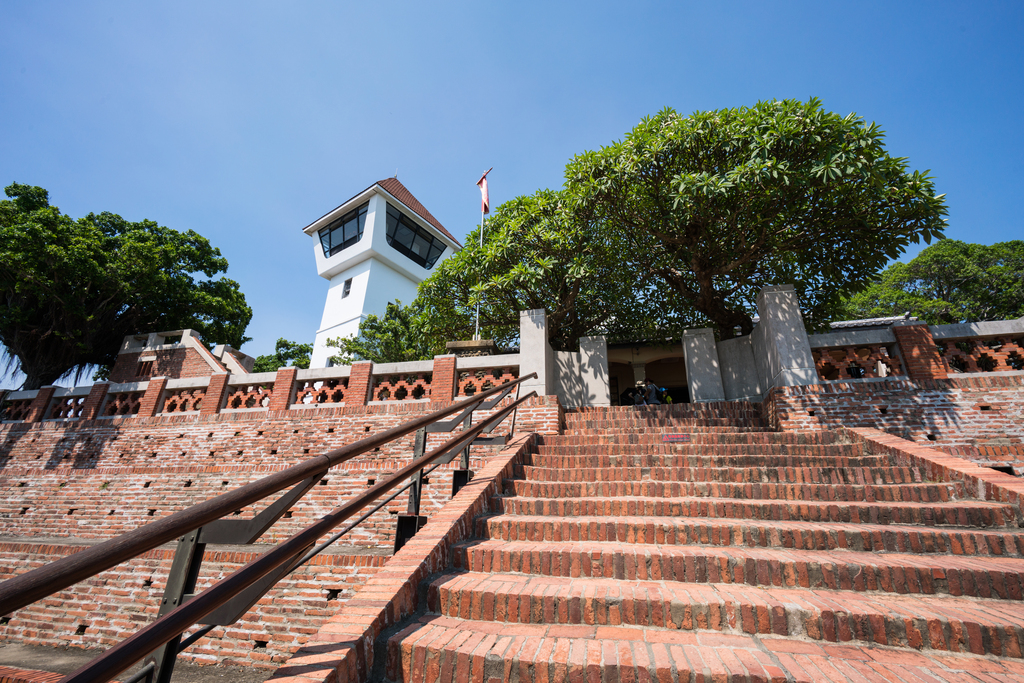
[319,203,368,257]
[385,204,445,269]
[341,278,353,299]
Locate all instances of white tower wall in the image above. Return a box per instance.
[305,182,460,368]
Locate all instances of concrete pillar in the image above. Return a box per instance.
[579,336,611,406]
[519,309,554,397]
[631,362,646,388]
[752,285,817,389]
[683,329,726,402]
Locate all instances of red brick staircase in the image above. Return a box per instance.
[385,404,1024,681]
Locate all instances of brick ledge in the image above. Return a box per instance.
[848,427,1024,520]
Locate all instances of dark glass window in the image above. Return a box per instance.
[385,204,446,269]
[318,203,368,257]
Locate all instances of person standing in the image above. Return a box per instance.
[644,378,663,405]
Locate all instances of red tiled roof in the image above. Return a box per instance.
[375,177,461,247]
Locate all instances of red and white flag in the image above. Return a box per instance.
[476,167,492,214]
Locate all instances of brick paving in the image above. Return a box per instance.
[384,404,1024,682]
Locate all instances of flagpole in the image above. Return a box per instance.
[473,167,492,342]
[474,208,484,340]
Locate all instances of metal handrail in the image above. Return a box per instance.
[59,388,536,683]
[0,374,535,617]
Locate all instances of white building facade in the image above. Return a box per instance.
[303,178,462,368]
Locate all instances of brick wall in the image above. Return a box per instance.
[763,373,1024,470]
[109,347,220,383]
[0,395,561,667]
[0,542,385,669]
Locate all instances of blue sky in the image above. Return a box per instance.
[2,1,1022,388]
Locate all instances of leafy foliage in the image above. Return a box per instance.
[326,300,438,365]
[564,98,948,337]
[252,338,312,373]
[840,240,1024,324]
[416,189,687,350]
[0,183,252,389]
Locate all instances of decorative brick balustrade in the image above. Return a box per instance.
[47,395,86,420]
[295,377,349,406]
[161,387,206,413]
[457,366,519,396]
[1,398,34,422]
[372,372,432,401]
[812,345,902,381]
[101,389,144,417]
[938,336,1024,374]
[223,380,274,410]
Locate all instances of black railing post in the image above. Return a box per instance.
[452,412,474,496]
[146,530,205,683]
[395,427,428,552]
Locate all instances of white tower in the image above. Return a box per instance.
[303,178,461,368]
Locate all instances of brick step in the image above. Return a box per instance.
[452,540,1024,599]
[503,479,967,503]
[492,496,1017,527]
[384,614,1024,682]
[529,453,888,470]
[567,406,761,419]
[477,514,1024,556]
[564,424,768,434]
[426,572,1024,657]
[536,442,864,456]
[516,464,927,485]
[545,431,845,445]
[567,408,761,421]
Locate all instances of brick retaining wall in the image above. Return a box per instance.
[0,397,560,670]
[763,373,1024,471]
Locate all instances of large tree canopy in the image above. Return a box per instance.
[0,183,252,389]
[564,98,948,337]
[840,239,1024,324]
[417,189,688,350]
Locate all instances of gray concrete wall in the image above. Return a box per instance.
[683,328,726,402]
[553,336,611,408]
[554,351,582,407]
[717,335,762,401]
[753,285,817,390]
[579,336,611,407]
[749,323,772,400]
[519,309,554,397]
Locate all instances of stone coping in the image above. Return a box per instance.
[265,433,536,683]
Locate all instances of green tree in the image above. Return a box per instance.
[564,98,948,337]
[840,239,1024,324]
[326,300,437,365]
[0,183,252,389]
[416,189,685,350]
[252,338,313,373]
